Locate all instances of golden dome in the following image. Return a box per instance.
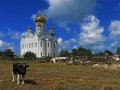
[35,11,46,23]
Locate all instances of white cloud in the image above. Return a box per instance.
[0,40,11,47]
[8,29,21,40]
[109,20,120,41]
[58,37,77,50]
[79,15,105,51]
[73,45,77,49]
[110,41,118,48]
[0,40,4,46]
[31,13,37,21]
[57,38,63,44]
[45,0,96,31]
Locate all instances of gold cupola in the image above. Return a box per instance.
[35,11,46,23]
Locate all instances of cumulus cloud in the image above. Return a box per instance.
[109,20,120,41]
[0,39,14,51]
[45,0,96,29]
[58,37,77,50]
[31,13,37,21]
[0,40,4,46]
[79,15,105,51]
[8,29,21,40]
[57,38,63,44]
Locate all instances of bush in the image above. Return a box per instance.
[23,52,36,60]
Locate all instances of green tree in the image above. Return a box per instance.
[0,51,3,60]
[116,47,120,55]
[59,50,71,57]
[2,49,14,60]
[95,51,104,56]
[71,48,78,56]
[104,50,113,56]
[23,52,36,60]
[78,47,92,56]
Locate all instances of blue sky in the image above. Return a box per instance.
[0,0,120,55]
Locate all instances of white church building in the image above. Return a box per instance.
[20,12,58,57]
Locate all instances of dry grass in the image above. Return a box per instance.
[0,60,120,90]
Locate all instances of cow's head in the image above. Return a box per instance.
[18,63,29,73]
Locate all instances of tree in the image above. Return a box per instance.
[95,52,104,56]
[104,50,113,56]
[23,52,36,60]
[116,47,120,56]
[59,50,71,57]
[77,47,92,56]
[2,49,14,60]
[71,48,78,56]
[0,51,3,60]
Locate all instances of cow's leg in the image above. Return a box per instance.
[22,77,24,84]
[12,72,14,82]
[17,74,20,85]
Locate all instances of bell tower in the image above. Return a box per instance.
[35,11,46,34]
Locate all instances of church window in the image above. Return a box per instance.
[41,42,42,47]
[54,43,55,48]
[48,42,49,47]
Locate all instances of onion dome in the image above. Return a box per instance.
[49,26,54,31]
[28,26,32,32]
[35,11,46,23]
[49,26,54,36]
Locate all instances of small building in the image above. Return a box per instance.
[20,12,58,57]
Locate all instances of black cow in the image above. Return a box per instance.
[12,63,29,85]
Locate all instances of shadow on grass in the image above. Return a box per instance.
[24,79,38,85]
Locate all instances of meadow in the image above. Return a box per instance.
[0,60,120,90]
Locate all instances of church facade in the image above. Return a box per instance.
[20,12,58,57]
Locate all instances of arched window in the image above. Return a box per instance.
[54,43,55,48]
[48,52,49,56]
[41,42,42,47]
[48,42,49,47]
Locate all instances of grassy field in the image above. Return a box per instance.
[0,60,120,90]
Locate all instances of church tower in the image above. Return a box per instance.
[35,11,46,34]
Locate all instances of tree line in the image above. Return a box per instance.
[0,47,120,60]
[59,47,120,57]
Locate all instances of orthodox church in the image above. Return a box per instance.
[20,12,58,57]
